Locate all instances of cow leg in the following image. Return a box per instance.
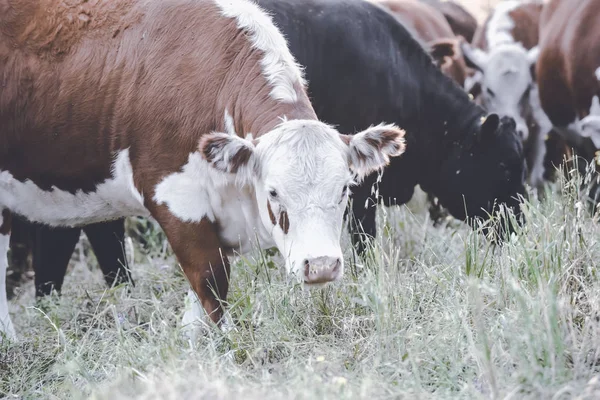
[0,210,16,340]
[543,131,569,182]
[34,224,81,297]
[527,127,548,192]
[7,216,33,300]
[150,206,230,326]
[83,219,133,288]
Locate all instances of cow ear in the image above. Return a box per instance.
[342,123,406,179]
[480,114,501,139]
[460,42,488,71]
[199,132,257,182]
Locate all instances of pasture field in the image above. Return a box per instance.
[2,164,600,399]
[1,0,595,399]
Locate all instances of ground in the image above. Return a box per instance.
[2,0,600,399]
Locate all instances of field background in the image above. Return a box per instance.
[3,0,599,399]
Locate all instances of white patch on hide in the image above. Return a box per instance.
[0,149,147,227]
[213,0,306,103]
[153,151,272,251]
[153,152,217,223]
[580,96,600,148]
[0,225,15,341]
[486,0,520,48]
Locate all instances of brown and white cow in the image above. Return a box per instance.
[537,0,600,154]
[374,0,471,88]
[0,0,406,340]
[461,1,548,189]
[418,0,478,43]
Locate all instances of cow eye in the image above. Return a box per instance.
[486,88,495,97]
[269,189,278,199]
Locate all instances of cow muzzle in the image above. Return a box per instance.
[303,256,342,285]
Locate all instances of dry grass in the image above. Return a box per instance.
[0,2,595,398]
[2,165,600,399]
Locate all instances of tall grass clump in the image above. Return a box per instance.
[1,166,600,399]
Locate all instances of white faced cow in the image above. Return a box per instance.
[0,0,406,340]
[461,1,549,189]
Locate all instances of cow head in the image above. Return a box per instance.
[436,114,526,232]
[200,120,405,286]
[461,42,539,142]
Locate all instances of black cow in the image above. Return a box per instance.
[10,0,525,293]
[9,218,129,297]
[257,0,525,251]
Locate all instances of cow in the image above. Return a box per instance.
[373,0,476,224]
[536,0,600,211]
[0,0,406,340]
[418,0,478,43]
[3,0,479,300]
[4,0,529,320]
[374,0,471,87]
[460,1,548,189]
[250,0,527,254]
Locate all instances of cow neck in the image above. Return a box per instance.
[220,92,317,139]
[408,64,485,193]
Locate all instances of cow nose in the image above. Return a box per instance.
[303,257,342,285]
[517,124,528,141]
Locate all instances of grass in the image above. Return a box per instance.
[1,168,600,399]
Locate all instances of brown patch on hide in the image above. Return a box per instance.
[229,145,252,173]
[267,200,277,225]
[279,210,290,234]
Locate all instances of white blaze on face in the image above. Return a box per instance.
[252,121,352,279]
[199,119,406,285]
[462,42,539,141]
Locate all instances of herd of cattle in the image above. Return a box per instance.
[0,0,598,341]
